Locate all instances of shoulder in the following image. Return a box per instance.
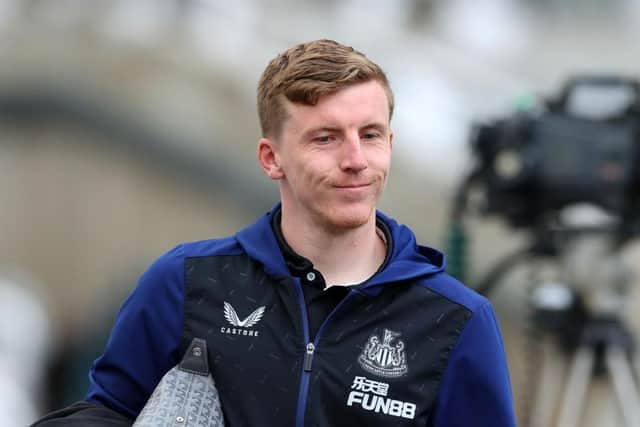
[128,236,245,319]
[417,272,488,315]
[180,235,244,258]
[145,236,244,275]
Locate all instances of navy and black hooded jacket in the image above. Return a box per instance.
[54,206,515,426]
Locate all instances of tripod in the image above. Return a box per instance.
[525,232,640,427]
[556,316,640,427]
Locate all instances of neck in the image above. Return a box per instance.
[280,211,386,286]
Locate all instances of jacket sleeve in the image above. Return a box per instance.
[83,244,185,419]
[430,301,516,427]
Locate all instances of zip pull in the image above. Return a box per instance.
[303,342,315,372]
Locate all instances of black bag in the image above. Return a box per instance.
[30,401,133,426]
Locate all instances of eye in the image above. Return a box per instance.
[362,132,381,140]
[312,135,336,144]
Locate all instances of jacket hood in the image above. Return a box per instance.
[235,205,445,294]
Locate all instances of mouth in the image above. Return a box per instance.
[332,183,373,198]
[333,183,371,189]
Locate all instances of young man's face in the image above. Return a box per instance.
[261,80,393,232]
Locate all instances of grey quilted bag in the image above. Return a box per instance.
[133,337,225,426]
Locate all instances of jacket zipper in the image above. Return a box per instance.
[303,342,315,372]
[294,285,356,427]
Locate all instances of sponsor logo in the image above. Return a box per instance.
[358,329,408,378]
[347,376,416,420]
[221,301,265,337]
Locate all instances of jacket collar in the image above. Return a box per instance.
[235,204,445,295]
[269,206,392,282]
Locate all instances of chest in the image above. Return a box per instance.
[181,255,470,426]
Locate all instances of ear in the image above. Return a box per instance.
[257,138,284,180]
[389,130,394,150]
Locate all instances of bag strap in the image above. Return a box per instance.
[178,337,209,376]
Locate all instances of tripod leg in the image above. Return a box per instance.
[557,346,594,427]
[529,337,564,427]
[605,347,640,427]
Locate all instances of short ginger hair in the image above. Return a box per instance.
[257,39,394,138]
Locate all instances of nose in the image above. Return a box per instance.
[339,133,368,172]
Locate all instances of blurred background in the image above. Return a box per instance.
[2,0,640,426]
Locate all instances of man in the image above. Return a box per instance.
[34,39,515,426]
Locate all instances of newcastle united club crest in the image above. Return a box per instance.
[358,329,408,378]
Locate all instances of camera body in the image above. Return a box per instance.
[472,76,640,228]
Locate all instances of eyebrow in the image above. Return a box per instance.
[361,122,388,133]
[303,126,341,138]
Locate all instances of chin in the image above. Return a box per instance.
[324,206,374,230]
